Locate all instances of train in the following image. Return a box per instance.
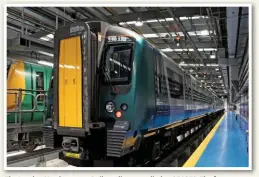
[7,60,52,152]
[43,21,224,166]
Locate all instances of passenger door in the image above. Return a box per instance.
[32,65,47,122]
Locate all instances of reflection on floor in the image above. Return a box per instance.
[195,111,249,167]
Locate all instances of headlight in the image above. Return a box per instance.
[121,103,128,111]
[106,101,115,113]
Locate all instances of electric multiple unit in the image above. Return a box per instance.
[7,60,52,151]
[45,21,224,166]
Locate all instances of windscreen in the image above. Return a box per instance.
[103,43,133,84]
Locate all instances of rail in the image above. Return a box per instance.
[7,148,62,167]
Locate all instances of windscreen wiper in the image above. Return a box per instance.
[100,64,117,95]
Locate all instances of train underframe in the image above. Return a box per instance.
[7,124,43,152]
[51,110,224,167]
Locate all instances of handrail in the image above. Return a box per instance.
[7,89,48,126]
[7,88,48,92]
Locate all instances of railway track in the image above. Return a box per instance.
[7,147,62,167]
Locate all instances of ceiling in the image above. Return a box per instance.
[6,6,249,100]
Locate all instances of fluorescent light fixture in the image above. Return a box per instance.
[179,63,204,67]
[188,32,196,36]
[199,30,210,36]
[38,60,54,67]
[218,75,222,78]
[174,49,183,52]
[135,18,143,27]
[141,30,216,39]
[210,55,216,59]
[37,51,54,57]
[203,48,217,51]
[161,48,173,52]
[162,48,216,52]
[126,21,137,25]
[143,33,159,38]
[40,37,50,41]
[40,33,54,41]
[146,19,158,23]
[179,17,189,20]
[215,68,219,71]
[207,64,219,67]
[47,33,54,38]
[119,16,209,25]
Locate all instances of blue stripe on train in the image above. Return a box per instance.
[140,108,214,130]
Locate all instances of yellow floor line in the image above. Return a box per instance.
[182,112,226,167]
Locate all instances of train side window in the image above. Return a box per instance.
[154,51,167,96]
[36,72,44,101]
[166,68,183,99]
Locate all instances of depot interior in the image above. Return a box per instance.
[6,7,249,168]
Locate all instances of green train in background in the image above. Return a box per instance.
[7,59,53,152]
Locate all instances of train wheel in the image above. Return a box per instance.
[19,140,37,153]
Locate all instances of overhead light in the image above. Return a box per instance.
[210,55,216,59]
[176,42,180,46]
[199,30,209,36]
[161,48,216,52]
[37,51,54,57]
[221,84,224,86]
[38,60,54,67]
[207,64,219,67]
[179,63,204,67]
[119,16,209,26]
[218,75,222,78]
[141,31,216,38]
[190,69,193,72]
[135,17,143,26]
[40,33,54,41]
[215,68,219,71]
[195,74,198,78]
[46,33,54,39]
[161,48,173,52]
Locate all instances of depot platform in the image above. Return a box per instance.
[184,111,249,167]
